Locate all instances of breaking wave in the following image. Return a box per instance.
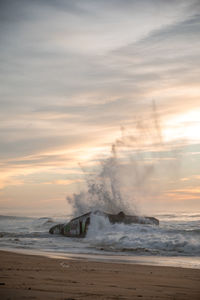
[0,213,199,257]
[84,213,200,256]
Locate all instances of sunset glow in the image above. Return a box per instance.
[0,0,200,216]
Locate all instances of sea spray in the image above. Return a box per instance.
[67,102,181,217]
[0,213,200,257]
[84,213,200,256]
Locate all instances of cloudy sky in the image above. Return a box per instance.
[0,0,200,216]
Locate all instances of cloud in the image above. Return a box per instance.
[0,0,200,213]
[166,188,200,201]
[0,178,24,190]
[112,13,200,90]
[43,179,83,185]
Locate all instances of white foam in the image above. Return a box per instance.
[85,213,200,256]
[0,213,200,257]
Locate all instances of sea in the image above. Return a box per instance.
[0,212,200,269]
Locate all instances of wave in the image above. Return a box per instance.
[84,214,200,256]
[0,231,50,238]
[0,213,199,257]
[0,215,33,220]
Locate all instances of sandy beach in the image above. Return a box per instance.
[0,250,200,299]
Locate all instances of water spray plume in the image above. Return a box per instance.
[67,102,180,217]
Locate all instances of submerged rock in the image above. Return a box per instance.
[49,211,159,237]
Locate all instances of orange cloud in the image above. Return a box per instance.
[43,179,83,186]
[0,178,24,190]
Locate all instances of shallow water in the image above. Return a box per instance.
[0,212,199,268]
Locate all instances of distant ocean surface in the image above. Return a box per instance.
[0,212,200,268]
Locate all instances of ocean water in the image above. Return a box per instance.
[0,212,200,268]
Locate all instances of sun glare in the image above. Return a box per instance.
[163,109,200,143]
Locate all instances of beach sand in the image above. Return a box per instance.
[0,250,200,299]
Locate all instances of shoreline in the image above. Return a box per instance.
[1,247,200,270]
[0,250,200,299]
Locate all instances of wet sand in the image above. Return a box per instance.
[0,250,200,299]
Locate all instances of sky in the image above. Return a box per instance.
[0,0,200,216]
